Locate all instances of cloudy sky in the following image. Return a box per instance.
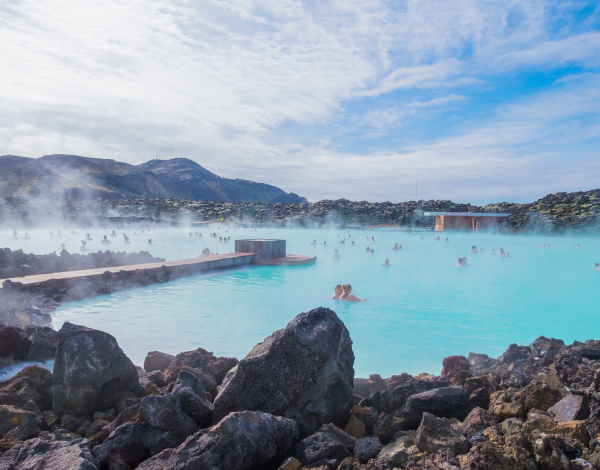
[2,0,600,203]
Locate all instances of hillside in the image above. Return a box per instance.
[0,154,306,203]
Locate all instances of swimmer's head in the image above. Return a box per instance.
[334,284,342,295]
[342,284,352,294]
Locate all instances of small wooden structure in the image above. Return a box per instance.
[424,212,510,232]
[235,239,316,265]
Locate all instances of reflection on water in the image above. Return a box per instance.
[3,227,600,377]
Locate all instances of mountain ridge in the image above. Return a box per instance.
[0,154,306,203]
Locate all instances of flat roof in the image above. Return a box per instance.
[424,212,510,217]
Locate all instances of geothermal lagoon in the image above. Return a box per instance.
[3,227,600,377]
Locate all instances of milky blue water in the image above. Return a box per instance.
[2,227,600,378]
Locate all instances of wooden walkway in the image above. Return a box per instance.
[0,252,256,287]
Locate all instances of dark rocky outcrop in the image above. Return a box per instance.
[462,407,495,438]
[0,324,27,364]
[52,323,145,417]
[160,347,237,393]
[143,351,175,373]
[0,405,41,440]
[353,436,382,463]
[549,393,591,422]
[93,367,214,468]
[0,436,99,469]
[397,386,471,429]
[213,307,354,437]
[440,355,470,380]
[137,411,299,470]
[294,432,352,466]
[415,412,469,456]
[0,365,53,411]
[24,327,57,362]
[358,378,449,415]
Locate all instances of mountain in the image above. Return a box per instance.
[0,154,306,203]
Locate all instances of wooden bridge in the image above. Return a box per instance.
[0,239,316,287]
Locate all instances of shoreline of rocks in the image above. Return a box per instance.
[1,308,600,469]
[2,188,600,233]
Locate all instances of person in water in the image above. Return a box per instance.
[446,238,449,242]
[392,243,399,250]
[101,235,111,244]
[340,284,365,301]
[22,233,31,240]
[420,235,424,239]
[470,246,478,254]
[111,230,117,237]
[595,263,600,270]
[457,257,467,266]
[382,258,391,266]
[147,239,152,244]
[80,240,90,252]
[434,236,440,241]
[577,244,581,249]
[369,248,374,255]
[333,249,340,260]
[310,240,317,245]
[366,247,370,253]
[86,233,93,241]
[331,284,343,299]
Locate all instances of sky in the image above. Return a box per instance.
[1,0,600,204]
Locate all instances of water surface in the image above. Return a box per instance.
[3,227,600,377]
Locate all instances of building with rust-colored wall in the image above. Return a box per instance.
[425,212,510,231]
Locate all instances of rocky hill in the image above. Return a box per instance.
[0,154,306,203]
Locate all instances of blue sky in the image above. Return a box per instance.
[2,0,600,204]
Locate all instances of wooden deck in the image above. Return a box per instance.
[252,254,317,266]
[0,252,257,287]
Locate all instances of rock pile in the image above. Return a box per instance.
[0,247,165,280]
[3,189,600,232]
[4,311,600,469]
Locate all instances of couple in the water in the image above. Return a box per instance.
[331,284,366,301]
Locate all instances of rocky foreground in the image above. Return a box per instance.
[1,307,600,469]
[3,188,600,233]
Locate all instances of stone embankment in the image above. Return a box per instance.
[1,307,600,469]
[0,254,222,330]
[0,249,167,329]
[2,189,600,232]
[0,248,165,280]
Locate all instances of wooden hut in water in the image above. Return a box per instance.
[424,212,510,231]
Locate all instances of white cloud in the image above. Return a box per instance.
[1,0,599,203]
